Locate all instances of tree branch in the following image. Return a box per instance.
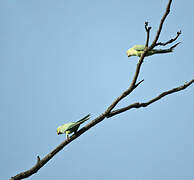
[104,50,147,115]
[10,36,148,180]
[150,0,172,49]
[10,0,191,179]
[107,79,194,117]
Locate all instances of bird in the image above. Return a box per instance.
[57,114,91,139]
[126,42,180,58]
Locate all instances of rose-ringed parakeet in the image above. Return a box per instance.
[126,42,180,57]
[57,114,91,139]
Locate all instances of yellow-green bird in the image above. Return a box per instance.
[57,114,91,139]
[126,43,180,58]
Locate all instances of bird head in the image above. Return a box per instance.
[126,48,132,57]
[56,127,62,135]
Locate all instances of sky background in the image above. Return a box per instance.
[1,0,194,179]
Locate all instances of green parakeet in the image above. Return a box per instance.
[57,114,91,138]
[126,43,180,57]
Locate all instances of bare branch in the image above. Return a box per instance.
[145,22,152,47]
[10,113,107,180]
[155,31,181,47]
[107,79,194,118]
[150,0,172,49]
[104,50,148,115]
[10,78,194,180]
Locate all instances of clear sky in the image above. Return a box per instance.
[1,0,194,179]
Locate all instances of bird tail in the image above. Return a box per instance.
[169,42,181,51]
[76,114,91,124]
[153,42,181,54]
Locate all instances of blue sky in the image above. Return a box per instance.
[1,0,194,179]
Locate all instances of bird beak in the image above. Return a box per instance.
[126,51,131,57]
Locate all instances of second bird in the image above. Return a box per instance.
[126,43,180,58]
[57,114,91,139]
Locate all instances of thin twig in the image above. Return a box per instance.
[145,22,152,47]
[134,79,144,88]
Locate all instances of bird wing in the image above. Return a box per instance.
[65,114,91,131]
[65,122,79,131]
[132,45,145,51]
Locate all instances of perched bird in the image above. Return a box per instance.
[57,114,91,139]
[126,42,180,58]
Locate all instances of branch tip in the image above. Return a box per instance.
[150,0,173,48]
[145,21,152,31]
[144,21,152,47]
[177,30,181,35]
[37,156,40,163]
